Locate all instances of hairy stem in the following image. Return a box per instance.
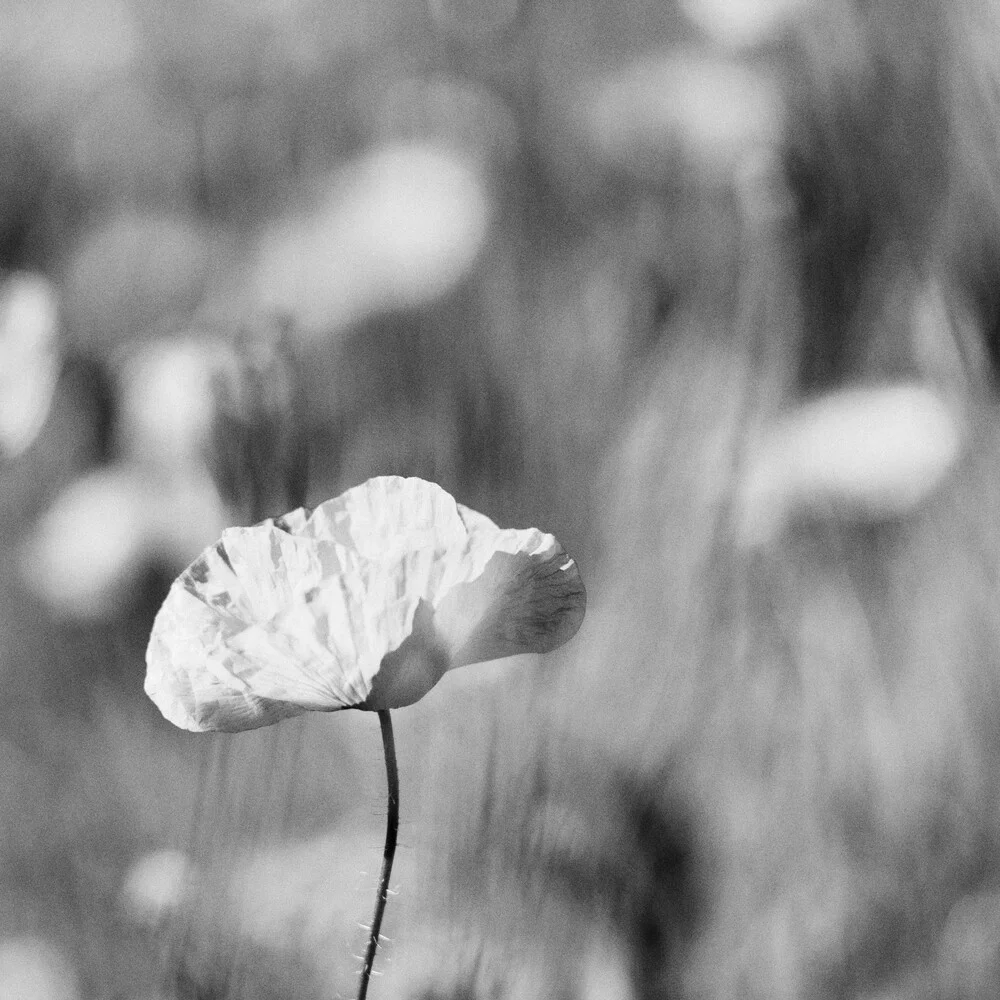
[358,709,399,1000]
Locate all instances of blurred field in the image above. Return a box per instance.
[6,0,1000,997]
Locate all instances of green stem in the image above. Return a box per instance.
[358,709,399,1000]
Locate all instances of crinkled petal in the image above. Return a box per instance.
[304,475,468,561]
[181,524,330,631]
[146,543,413,731]
[146,586,310,732]
[145,476,587,730]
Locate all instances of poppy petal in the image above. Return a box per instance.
[145,477,586,731]
[435,537,586,669]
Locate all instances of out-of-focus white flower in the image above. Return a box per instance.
[736,382,964,547]
[0,937,78,1000]
[0,273,60,459]
[680,0,810,49]
[21,465,230,620]
[121,849,197,927]
[257,143,491,336]
[581,52,785,182]
[116,336,222,467]
[116,329,304,513]
[146,476,586,732]
[23,329,301,620]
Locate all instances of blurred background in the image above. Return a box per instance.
[0,0,802,995]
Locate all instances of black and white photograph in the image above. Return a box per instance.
[1,0,999,996]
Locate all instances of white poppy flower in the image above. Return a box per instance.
[146,476,586,732]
